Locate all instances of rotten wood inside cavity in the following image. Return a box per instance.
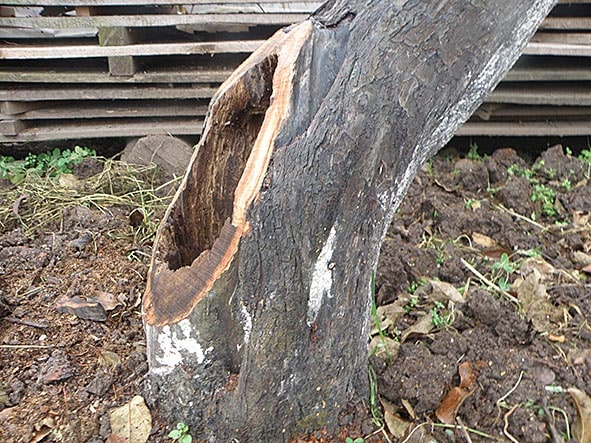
[143,22,312,326]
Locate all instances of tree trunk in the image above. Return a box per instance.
[142,1,556,441]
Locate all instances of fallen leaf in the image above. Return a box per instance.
[472,232,496,248]
[55,295,107,321]
[369,335,400,360]
[401,398,417,420]
[513,269,562,334]
[573,211,590,227]
[99,350,122,369]
[370,316,393,336]
[401,312,434,343]
[109,395,152,443]
[30,417,55,443]
[569,348,591,367]
[93,291,122,312]
[519,257,556,279]
[380,397,411,438]
[376,302,406,325]
[106,435,127,443]
[573,251,591,266]
[436,361,481,424]
[428,280,464,303]
[568,388,591,443]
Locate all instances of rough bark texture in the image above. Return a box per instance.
[142,1,556,441]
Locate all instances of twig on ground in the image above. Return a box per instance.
[542,399,565,443]
[495,371,524,423]
[3,316,48,329]
[455,417,473,443]
[503,404,520,443]
[460,258,520,305]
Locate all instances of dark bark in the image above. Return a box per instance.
[142,1,556,441]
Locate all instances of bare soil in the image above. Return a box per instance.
[0,144,590,442]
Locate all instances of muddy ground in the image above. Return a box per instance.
[0,143,590,442]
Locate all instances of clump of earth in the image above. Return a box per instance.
[0,143,589,442]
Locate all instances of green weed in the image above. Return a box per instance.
[0,146,95,184]
[168,422,192,443]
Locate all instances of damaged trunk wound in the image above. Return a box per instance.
[143,22,313,326]
[168,56,277,271]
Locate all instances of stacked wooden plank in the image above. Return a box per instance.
[0,1,320,143]
[0,1,588,144]
[459,0,591,136]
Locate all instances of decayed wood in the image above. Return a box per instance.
[0,40,264,59]
[0,118,202,142]
[0,86,217,101]
[142,1,557,441]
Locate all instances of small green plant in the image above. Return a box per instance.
[579,148,591,163]
[168,422,192,443]
[404,295,419,313]
[531,183,556,217]
[430,300,453,328]
[464,198,479,210]
[561,177,572,192]
[491,253,518,292]
[466,143,485,160]
[345,438,364,443]
[0,146,95,184]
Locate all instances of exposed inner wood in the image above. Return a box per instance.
[143,21,312,326]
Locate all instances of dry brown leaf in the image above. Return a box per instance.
[401,398,417,420]
[513,269,562,333]
[436,361,480,424]
[55,295,107,322]
[369,335,400,360]
[429,280,464,303]
[92,291,122,312]
[573,251,591,266]
[401,312,433,343]
[109,395,152,443]
[573,211,590,227]
[370,316,393,336]
[376,302,406,325]
[519,257,555,279]
[380,397,411,438]
[569,348,591,367]
[99,350,122,369]
[568,388,591,443]
[472,232,496,248]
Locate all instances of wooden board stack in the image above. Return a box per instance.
[0,0,588,144]
[0,0,320,143]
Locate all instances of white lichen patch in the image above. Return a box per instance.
[307,225,337,326]
[152,319,206,376]
[240,301,252,344]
